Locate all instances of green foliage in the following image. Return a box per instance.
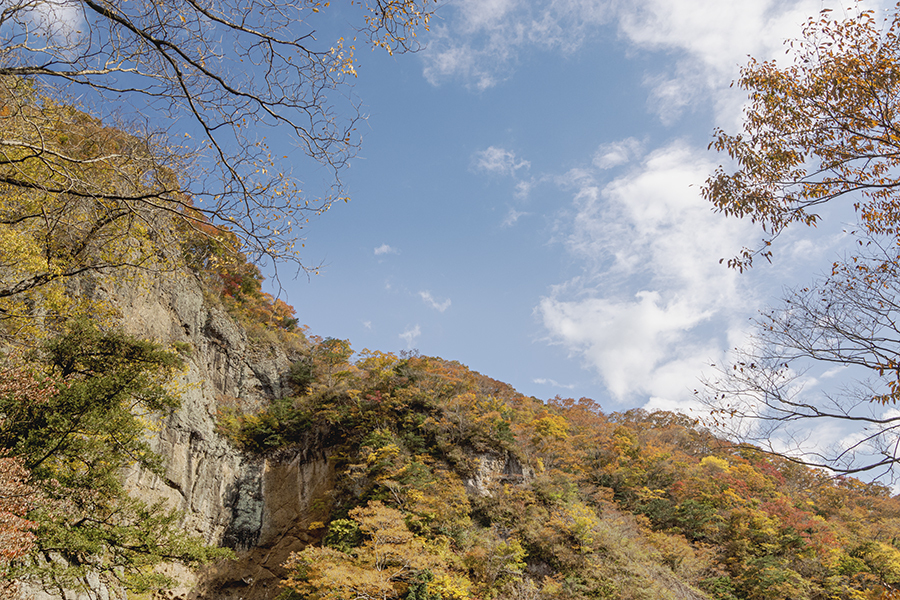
[0,80,308,366]
[243,346,900,600]
[218,394,314,453]
[171,341,193,358]
[699,576,739,600]
[289,357,316,393]
[0,320,229,593]
[405,570,442,600]
[1,319,182,484]
[324,518,362,553]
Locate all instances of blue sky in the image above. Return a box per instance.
[18,0,873,415]
[15,0,900,473]
[279,0,874,414]
[266,0,885,414]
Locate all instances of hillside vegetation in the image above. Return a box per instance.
[221,339,900,600]
[0,81,304,596]
[2,84,900,600]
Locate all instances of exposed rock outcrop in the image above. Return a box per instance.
[464,451,533,497]
[17,272,333,600]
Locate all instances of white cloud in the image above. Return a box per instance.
[419,291,451,312]
[399,325,422,348]
[783,228,849,268]
[422,0,874,124]
[562,141,753,291]
[434,0,874,408]
[457,0,518,30]
[820,366,848,379]
[616,0,841,124]
[514,179,534,198]
[617,0,887,125]
[473,149,537,225]
[539,292,718,399]
[502,207,530,227]
[616,0,823,75]
[593,138,644,170]
[533,377,577,390]
[422,0,611,89]
[538,141,759,401]
[374,243,399,255]
[473,146,531,175]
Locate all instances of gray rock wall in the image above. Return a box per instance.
[113,273,338,600]
[17,271,333,600]
[111,272,282,548]
[17,271,533,600]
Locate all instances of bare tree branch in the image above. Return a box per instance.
[0,0,436,274]
[701,237,900,480]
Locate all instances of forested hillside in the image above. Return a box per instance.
[5,3,900,600]
[0,86,899,600]
[217,339,900,600]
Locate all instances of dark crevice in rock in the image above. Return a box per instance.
[221,466,264,550]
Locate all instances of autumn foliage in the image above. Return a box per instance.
[219,343,900,600]
[0,456,36,597]
[704,4,900,269]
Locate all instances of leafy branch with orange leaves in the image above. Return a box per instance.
[702,2,900,480]
[703,4,900,270]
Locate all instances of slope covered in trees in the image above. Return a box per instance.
[2,96,900,597]
[5,5,900,599]
[220,340,900,600]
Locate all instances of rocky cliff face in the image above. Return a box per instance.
[110,273,338,600]
[17,271,537,600]
[17,272,334,600]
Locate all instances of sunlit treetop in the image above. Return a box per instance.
[703,3,900,269]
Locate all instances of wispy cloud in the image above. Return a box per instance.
[422,0,610,89]
[536,130,846,405]
[538,141,758,401]
[435,0,865,406]
[473,146,530,175]
[533,377,576,390]
[374,243,399,255]
[419,291,451,312]
[593,138,643,170]
[423,0,861,123]
[519,2,868,404]
[502,207,530,228]
[473,147,536,226]
[515,179,535,199]
[399,325,422,348]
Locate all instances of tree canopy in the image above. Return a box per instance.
[703,4,900,478]
[703,5,900,270]
[0,0,436,272]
